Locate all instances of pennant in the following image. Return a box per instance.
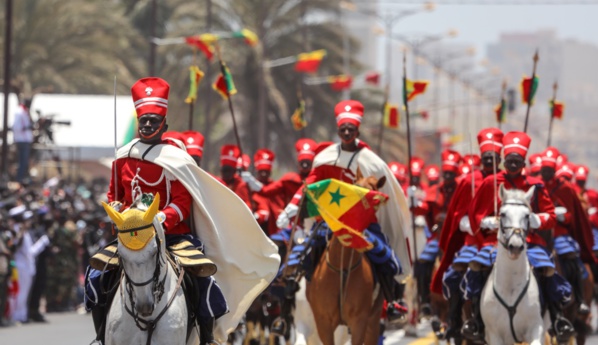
[412,110,429,120]
[305,179,388,251]
[495,98,507,123]
[232,28,259,47]
[520,75,539,105]
[550,99,564,120]
[212,65,237,100]
[383,103,400,129]
[295,49,327,73]
[328,75,352,91]
[404,79,429,102]
[365,71,380,85]
[291,99,307,131]
[184,36,215,61]
[185,65,205,104]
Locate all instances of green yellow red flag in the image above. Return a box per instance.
[305,179,388,251]
[291,99,307,130]
[495,98,507,123]
[232,29,259,47]
[328,75,352,91]
[550,99,564,119]
[403,79,429,102]
[185,65,205,104]
[184,36,215,61]
[295,49,327,73]
[383,103,400,129]
[520,75,539,104]
[212,64,237,100]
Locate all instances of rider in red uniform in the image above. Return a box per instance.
[215,145,252,210]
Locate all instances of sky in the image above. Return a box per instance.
[373,3,598,59]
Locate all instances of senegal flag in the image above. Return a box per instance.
[550,99,564,119]
[295,49,327,74]
[383,102,400,129]
[291,99,307,130]
[305,179,388,251]
[185,65,205,104]
[495,98,506,123]
[520,75,539,105]
[403,79,429,103]
[212,64,237,100]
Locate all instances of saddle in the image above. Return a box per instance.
[90,239,217,277]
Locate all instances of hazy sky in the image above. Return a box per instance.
[378,3,598,58]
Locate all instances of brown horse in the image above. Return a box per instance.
[306,176,386,345]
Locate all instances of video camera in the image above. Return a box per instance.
[34,110,71,144]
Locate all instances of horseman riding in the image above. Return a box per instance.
[277,99,414,325]
[84,77,280,345]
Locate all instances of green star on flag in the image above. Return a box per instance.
[328,187,345,206]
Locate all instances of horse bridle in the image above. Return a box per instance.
[498,199,530,251]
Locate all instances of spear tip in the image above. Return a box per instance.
[533,49,539,62]
[553,81,558,90]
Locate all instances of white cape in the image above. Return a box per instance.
[313,143,413,279]
[117,140,281,341]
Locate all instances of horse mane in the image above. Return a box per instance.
[500,187,531,209]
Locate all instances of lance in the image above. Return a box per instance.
[113,76,118,202]
[547,81,558,147]
[214,43,244,156]
[498,80,507,130]
[523,50,539,133]
[403,52,418,262]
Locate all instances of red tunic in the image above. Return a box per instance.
[469,171,556,248]
[545,177,596,264]
[256,173,301,235]
[107,140,192,235]
[577,187,598,229]
[215,175,252,210]
[412,181,456,239]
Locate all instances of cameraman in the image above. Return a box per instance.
[13,98,33,184]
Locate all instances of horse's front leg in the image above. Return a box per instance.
[487,333,506,345]
[527,323,545,345]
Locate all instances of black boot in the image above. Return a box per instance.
[199,317,219,345]
[91,306,106,344]
[572,260,590,316]
[379,273,407,323]
[461,296,485,342]
[547,301,575,343]
[443,294,464,341]
[415,260,434,317]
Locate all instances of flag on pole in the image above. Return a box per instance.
[212,65,237,100]
[291,99,307,130]
[520,75,539,104]
[365,71,381,85]
[185,36,215,61]
[328,75,353,91]
[495,98,507,123]
[411,110,429,120]
[383,103,400,129]
[305,179,388,251]
[404,79,429,102]
[185,65,205,104]
[294,49,327,73]
[232,28,259,47]
[550,99,564,119]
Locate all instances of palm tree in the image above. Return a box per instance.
[0,0,146,96]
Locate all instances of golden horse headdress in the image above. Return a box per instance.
[102,194,161,251]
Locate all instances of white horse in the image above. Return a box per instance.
[102,194,198,345]
[480,185,545,345]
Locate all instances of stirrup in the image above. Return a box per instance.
[89,340,103,345]
[270,317,287,336]
[553,317,575,343]
[461,320,485,342]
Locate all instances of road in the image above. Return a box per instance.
[2,311,598,344]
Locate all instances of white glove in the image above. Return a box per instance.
[276,204,299,229]
[480,216,499,230]
[108,201,123,212]
[414,215,427,228]
[589,207,597,216]
[408,196,422,209]
[241,171,263,192]
[155,211,166,224]
[554,206,567,222]
[459,216,472,235]
[293,226,306,244]
[529,213,542,229]
[407,185,417,197]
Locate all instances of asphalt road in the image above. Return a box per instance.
[2,311,598,345]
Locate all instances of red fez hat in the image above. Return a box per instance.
[220,144,240,167]
[237,154,251,170]
[576,165,589,181]
[541,147,560,169]
[315,141,334,155]
[463,154,481,168]
[181,130,204,157]
[556,162,575,180]
[295,138,317,162]
[388,162,407,181]
[502,131,531,158]
[441,150,461,173]
[459,164,471,177]
[528,153,542,174]
[425,165,440,182]
[254,149,275,171]
[410,157,425,177]
[131,77,169,118]
[556,154,568,169]
[477,127,504,154]
[334,100,364,128]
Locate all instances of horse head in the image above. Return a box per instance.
[498,184,535,260]
[102,193,167,317]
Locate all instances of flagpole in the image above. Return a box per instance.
[523,50,539,133]
[547,81,558,147]
[215,43,243,155]
[498,80,507,130]
[403,52,418,262]
[113,76,118,202]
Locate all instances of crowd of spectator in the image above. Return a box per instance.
[0,176,113,326]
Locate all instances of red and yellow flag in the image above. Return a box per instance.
[294,49,327,73]
[383,103,400,129]
[232,29,259,47]
[550,99,564,119]
[404,79,429,102]
[185,65,205,104]
[328,75,352,91]
[185,35,215,61]
[212,65,237,100]
[305,179,388,251]
[520,75,539,104]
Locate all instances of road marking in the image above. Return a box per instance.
[406,331,437,345]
